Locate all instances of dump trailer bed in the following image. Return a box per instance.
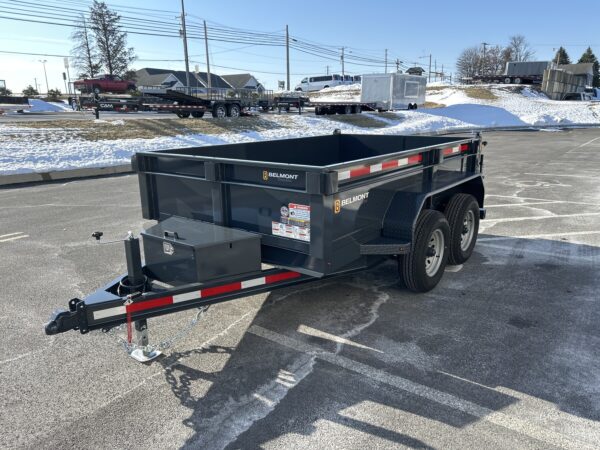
[45,132,486,362]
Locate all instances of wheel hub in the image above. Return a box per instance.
[425,229,444,276]
[460,210,475,251]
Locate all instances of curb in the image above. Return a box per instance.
[0,164,132,187]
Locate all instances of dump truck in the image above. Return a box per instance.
[45,132,486,362]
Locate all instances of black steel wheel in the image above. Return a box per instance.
[191,111,204,118]
[176,111,190,118]
[343,105,353,114]
[353,105,362,114]
[212,103,227,118]
[444,194,480,265]
[228,103,241,118]
[399,210,450,292]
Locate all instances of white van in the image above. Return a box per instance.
[295,74,345,92]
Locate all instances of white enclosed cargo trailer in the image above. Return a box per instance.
[360,73,427,111]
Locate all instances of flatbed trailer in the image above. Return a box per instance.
[140,87,274,118]
[312,101,375,115]
[472,74,543,85]
[45,132,486,362]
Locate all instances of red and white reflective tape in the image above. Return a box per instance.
[443,143,470,156]
[93,270,301,321]
[338,154,423,181]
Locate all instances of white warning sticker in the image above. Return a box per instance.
[272,221,310,242]
[272,202,311,242]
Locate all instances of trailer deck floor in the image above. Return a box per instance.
[1,129,600,449]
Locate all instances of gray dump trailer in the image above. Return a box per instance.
[45,132,486,361]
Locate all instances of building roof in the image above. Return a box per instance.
[221,73,254,89]
[135,68,232,89]
[558,63,594,75]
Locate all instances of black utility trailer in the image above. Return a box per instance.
[45,132,486,361]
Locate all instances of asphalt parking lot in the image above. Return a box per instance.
[1,129,599,449]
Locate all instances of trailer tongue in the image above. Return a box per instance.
[45,132,486,362]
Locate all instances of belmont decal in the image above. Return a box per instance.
[334,191,369,213]
[262,170,300,182]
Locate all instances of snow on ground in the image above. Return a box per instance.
[27,99,74,113]
[1,85,599,175]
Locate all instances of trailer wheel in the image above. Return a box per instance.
[212,103,227,118]
[444,194,479,265]
[399,210,450,292]
[191,111,204,118]
[315,106,324,115]
[176,111,190,118]
[353,105,362,114]
[514,77,522,84]
[343,105,353,114]
[228,103,241,118]
[504,77,512,84]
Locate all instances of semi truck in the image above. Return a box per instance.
[45,131,487,362]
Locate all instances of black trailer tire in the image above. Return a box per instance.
[412,103,418,110]
[504,77,512,84]
[343,105,353,114]
[212,103,227,118]
[353,105,362,114]
[227,103,241,118]
[191,111,204,118]
[176,111,190,118]
[444,194,480,265]
[399,210,450,292]
[514,77,522,85]
[315,106,323,115]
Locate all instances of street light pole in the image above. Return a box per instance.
[286,25,290,91]
[482,42,489,75]
[39,59,49,94]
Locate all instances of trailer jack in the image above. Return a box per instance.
[128,319,161,362]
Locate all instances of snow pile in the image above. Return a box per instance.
[27,99,73,113]
[2,84,600,175]
[309,84,361,102]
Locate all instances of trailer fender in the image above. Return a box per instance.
[382,176,485,243]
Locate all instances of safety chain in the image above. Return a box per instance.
[101,306,210,354]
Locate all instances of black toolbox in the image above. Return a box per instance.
[142,217,261,285]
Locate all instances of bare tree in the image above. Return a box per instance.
[482,45,506,75]
[71,14,101,78]
[507,35,534,62]
[456,46,481,79]
[89,1,136,77]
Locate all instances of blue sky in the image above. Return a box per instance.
[1,0,599,93]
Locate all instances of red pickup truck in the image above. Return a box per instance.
[73,75,136,94]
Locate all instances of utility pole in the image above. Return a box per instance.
[34,77,38,93]
[285,25,290,90]
[326,65,329,75]
[341,47,345,78]
[428,54,432,83]
[434,60,437,82]
[64,57,71,94]
[441,64,444,82]
[204,20,211,89]
[482,42,489,75]
[385,49,388,73]
[396,58,400,72]
[180,0,191,93]
[39,59,49,94]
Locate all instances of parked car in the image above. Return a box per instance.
[73,75,136,94]
[562,92,594,101]
[295,74,345,92]
[584,87,600,99]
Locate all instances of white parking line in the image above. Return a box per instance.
[566,136,600,153]
[479,231,600,241]
[0,232,29,243]
[0,232,24,239]
[477,242,598,263]
[249,325,595,450]
[524,173,600,180]
[485,194,599,207]
[485,212,600,224]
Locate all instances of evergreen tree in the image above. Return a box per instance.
[578,47,600,87]
[71,14,101,78]
[0,87,12,96]
[554,47,571,65]
[89,1,136,77]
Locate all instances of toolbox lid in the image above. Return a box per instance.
[142,217,260,248]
